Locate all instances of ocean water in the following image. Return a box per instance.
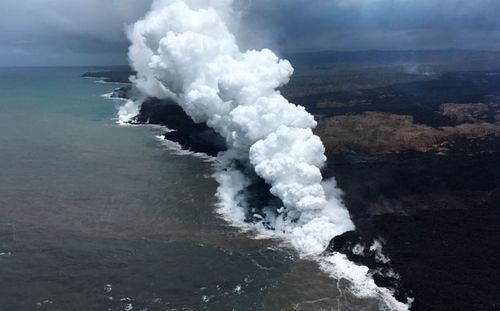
[0,67,381,311]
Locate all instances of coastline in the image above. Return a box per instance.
[100,79,410,309]
[91,63,500,310]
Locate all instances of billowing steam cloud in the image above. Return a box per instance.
[126,0,354,252]
[124,0,408,309]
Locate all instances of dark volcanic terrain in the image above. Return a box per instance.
[90,49,500,311]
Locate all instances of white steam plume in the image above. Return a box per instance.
[125,1,408,309]
[127,0,354,251]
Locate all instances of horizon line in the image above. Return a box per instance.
[2,48,500,68]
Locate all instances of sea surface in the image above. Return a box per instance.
[0,67,381,310]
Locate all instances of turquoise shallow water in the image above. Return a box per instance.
[0,67,360,310]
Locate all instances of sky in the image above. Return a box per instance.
[1,0,500,66]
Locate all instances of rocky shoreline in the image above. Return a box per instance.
[90,64,500,310]
[328,137,500,310]
[130,97,226,156]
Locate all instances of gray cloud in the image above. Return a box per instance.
[1,0,499,65]
[239,0,500,53]
[0,0,153,66]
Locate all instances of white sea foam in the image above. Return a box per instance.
[154,135,216,162]
[101,92,113,99]
[101,92,128,102]
[94,79,127,85]
[117,100,140,125]
[319,254,410,311]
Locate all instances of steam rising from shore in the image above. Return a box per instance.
[126,0,354,251]
[124,0,408,309]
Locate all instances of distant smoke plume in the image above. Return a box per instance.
[403,64,435,76]
[124,1,408,309]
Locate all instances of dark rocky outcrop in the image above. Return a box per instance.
[327,231,413,305]
[131,97,226,157]
[110,85,133,99]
